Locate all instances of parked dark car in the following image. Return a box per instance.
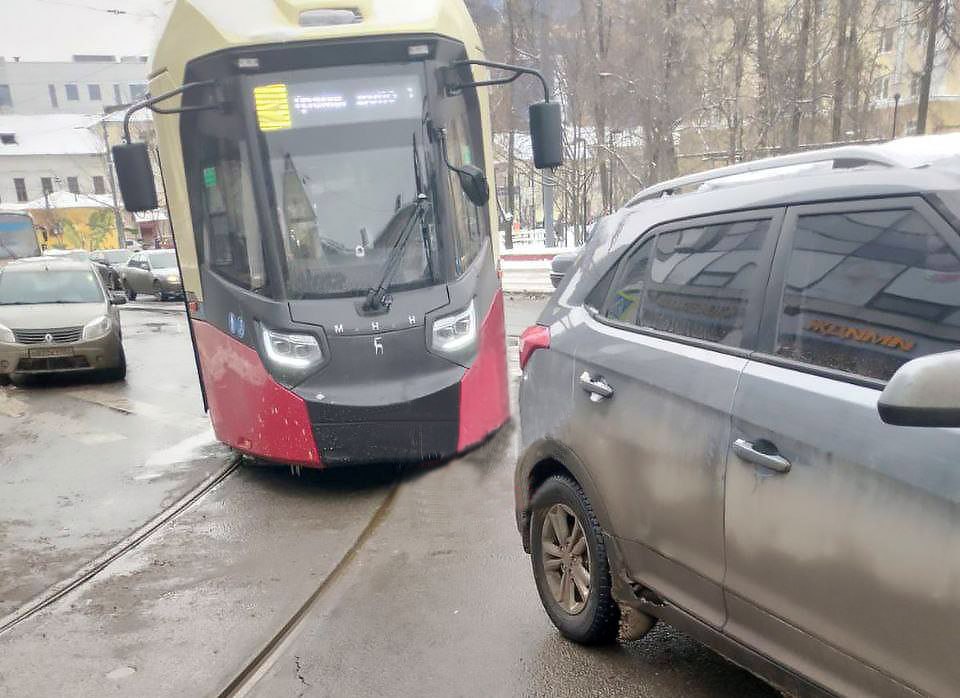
[549,252,578,288]
[516,134,960,698]
[90,249,134,291]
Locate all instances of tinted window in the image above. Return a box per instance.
[601,238,652,324]
[776,208,960,381]
[445,116,486,274]
[194,133,266,291]
[640,219,771,347]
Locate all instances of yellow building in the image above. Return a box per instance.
[873,0,960,137]
[6,190,120,251]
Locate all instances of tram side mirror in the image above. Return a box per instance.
[112,142,158,212]
[529,101,564,170]
[878,350,960,427]
[457,165,490,207]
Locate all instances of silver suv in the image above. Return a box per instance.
[515,135,960,697]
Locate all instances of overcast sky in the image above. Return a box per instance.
[0,0,171,62]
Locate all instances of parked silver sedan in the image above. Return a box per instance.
[516,136,960,698]
[0,259,126,384]
[121,249,183,301]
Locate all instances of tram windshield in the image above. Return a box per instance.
[256,64,439,300]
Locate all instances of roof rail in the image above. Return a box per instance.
[627,144,901,207]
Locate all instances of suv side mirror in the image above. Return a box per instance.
[529,101,563,170]
[457,165,490,207]
[878,351,960,427]
[113,142,158,212]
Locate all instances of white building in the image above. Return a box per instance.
[0,114,111,207]
[0,56,150,116]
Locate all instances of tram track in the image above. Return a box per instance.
[0,456,242,637]
[216,482,401,698]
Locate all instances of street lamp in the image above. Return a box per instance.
[892,92,902,140]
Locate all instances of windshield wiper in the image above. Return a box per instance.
[362,193,429,313]
[362,133,434,313]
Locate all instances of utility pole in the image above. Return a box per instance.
[101,112,127,248]
[917,0,941,135]
[537,0,556,248]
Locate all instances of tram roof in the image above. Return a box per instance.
[153,0,484,82]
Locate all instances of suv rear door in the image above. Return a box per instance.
[724,197,960,697]
[568,209,781,628]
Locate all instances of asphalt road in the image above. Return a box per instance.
[0,298,777,698]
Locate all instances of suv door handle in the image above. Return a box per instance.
[732,439,792,474]
[580,372,614,402]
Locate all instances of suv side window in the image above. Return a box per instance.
[600,238,652,324]
[640,219,773,347]
[775,207,960,381]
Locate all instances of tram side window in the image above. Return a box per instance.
[196,135,266,291]
[445,117,486,275]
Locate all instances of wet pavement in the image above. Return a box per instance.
[0,307,225,619]
[0,298,778,697]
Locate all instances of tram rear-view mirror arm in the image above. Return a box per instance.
[111,80,219,213]
[446,60,564,170]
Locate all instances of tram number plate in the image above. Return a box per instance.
[29,347,75,358]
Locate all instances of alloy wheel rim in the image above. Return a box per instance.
[541,503,591,614]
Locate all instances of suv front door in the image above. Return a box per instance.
[568,210,781,628]
[724,198,960,697]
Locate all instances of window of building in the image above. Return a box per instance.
[0,84,12,109]
[88,84,102,101]
[65,83,79,101]
[93,175,106,195]
[881,26,896,53]
[14,178,27,202]
[0,133,16,145]
[775,208,960,382]
[113,83,123,104]
[48,84,59,108]
[639,219,772,347]
[129,82,147,101]
[876,76,891,100]
[67,177,80,195]
[41,177,53,195]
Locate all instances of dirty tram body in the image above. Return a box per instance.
[116,0,561,468]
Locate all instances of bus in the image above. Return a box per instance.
[0,212,41,268]
[112,0,562,468]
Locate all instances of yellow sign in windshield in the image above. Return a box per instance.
[254,83,292,132]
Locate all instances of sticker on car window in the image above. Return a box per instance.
[203,167,217,188]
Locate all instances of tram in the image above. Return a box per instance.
[113,0,562,467]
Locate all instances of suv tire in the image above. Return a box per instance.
[125,283,137,302]
[0,374,10,387]
[530,474,620,645]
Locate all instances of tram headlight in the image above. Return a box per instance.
[260,327,324,385]
[430,300,478,359]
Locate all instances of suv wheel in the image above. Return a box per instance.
[125,283,137,301]
[153,281,165,301]
[530,475,621,645]
[0,374,10,387]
